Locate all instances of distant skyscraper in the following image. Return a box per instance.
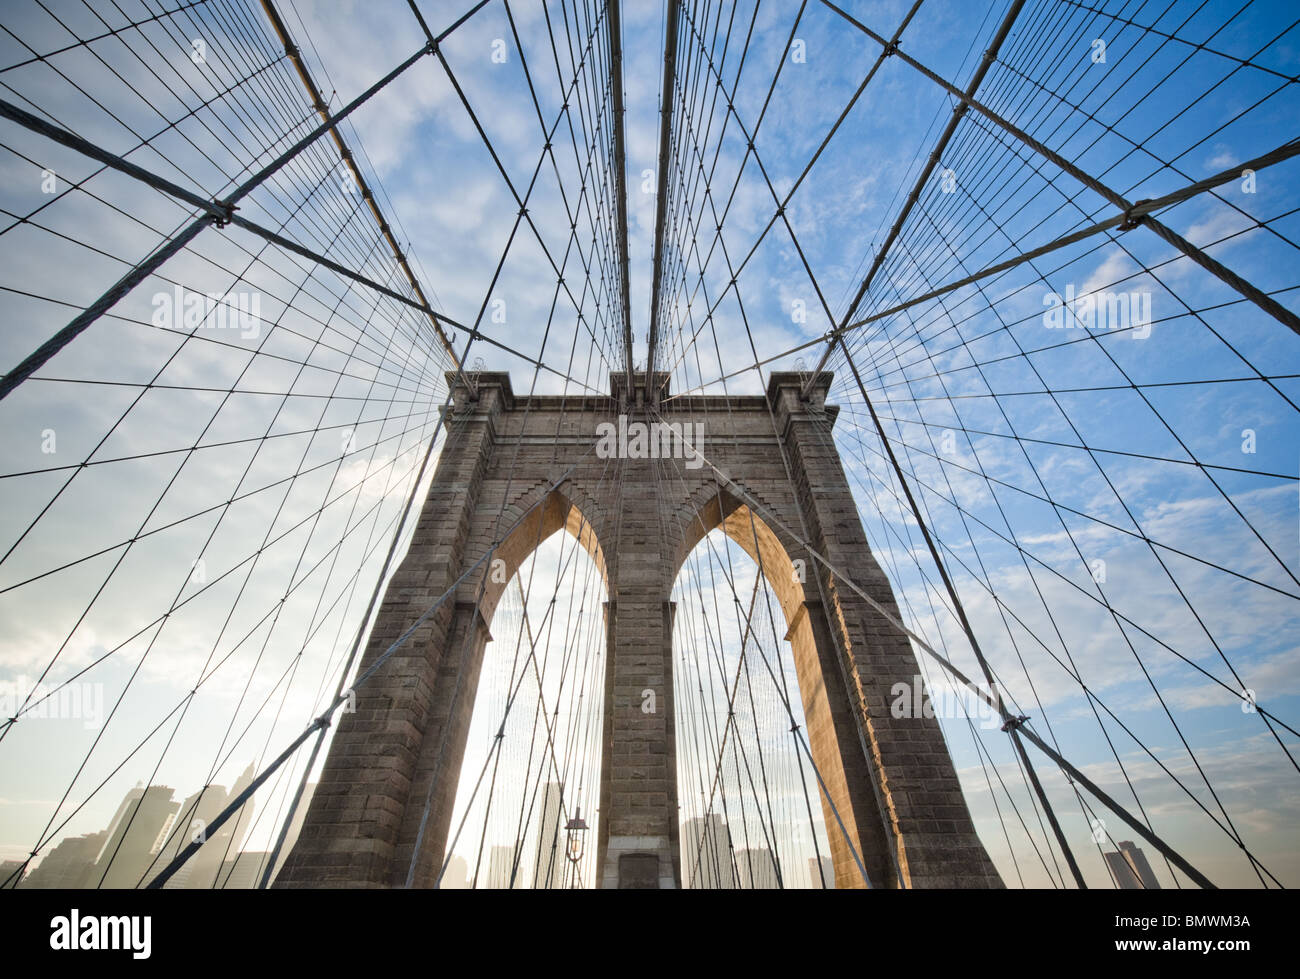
[485,844,519,889]
[441,854,470,889]
[93,784,180,888]
[532,782,565,888]
[1105,841,1160,889]
[21,831,106,889]
[682,815,734,888]
[0,859,24,888]
[156,784,227,889]
[1120,842,1160,889]
[809,855,835,889]
[217,851,270,889]
[154,764,257,888]
[736,848,780,888]
[1104,850,1138,888]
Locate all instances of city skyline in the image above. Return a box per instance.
[5,772,315,890]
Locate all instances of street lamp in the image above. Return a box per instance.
[563,808,589,888]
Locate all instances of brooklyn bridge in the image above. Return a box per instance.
[0,0,1297,891]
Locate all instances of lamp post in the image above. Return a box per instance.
[563,808,588,889]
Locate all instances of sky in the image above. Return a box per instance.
[0,0,1297,889]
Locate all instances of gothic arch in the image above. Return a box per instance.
[671,484,806,627]
[474,484,608,628]
[669,485,889,888]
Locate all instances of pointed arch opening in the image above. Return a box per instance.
[670,491,869,888]
[437,489,609,888]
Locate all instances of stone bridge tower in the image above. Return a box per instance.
[276,371,1002,889]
